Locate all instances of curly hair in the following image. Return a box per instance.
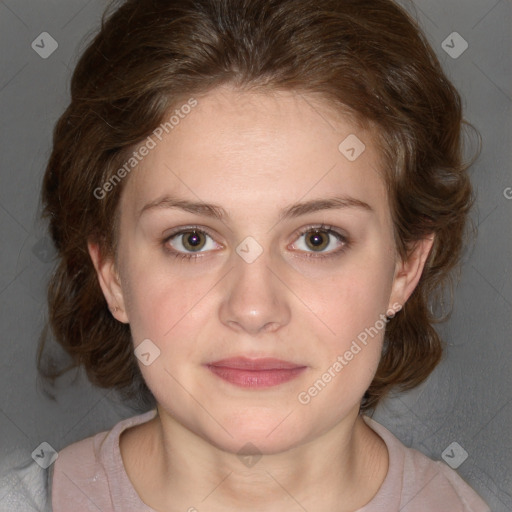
[38,0,477,412]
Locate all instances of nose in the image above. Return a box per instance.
[218,249,291,335]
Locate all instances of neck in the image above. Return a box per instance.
[121,407,389,512]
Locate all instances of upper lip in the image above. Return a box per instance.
[206,357,306,371]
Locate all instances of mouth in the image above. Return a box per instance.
[205,357,307,389]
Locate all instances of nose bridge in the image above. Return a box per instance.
[219,240,291,334]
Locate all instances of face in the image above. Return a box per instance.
[90,86,430,454]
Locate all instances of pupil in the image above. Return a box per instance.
[307,230,328,250]
[185,231,204,250]
[311,233,323,245]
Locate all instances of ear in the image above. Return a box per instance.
[388,234,435,312]
[87,240,129,323]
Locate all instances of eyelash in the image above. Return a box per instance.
[162,224,350,262]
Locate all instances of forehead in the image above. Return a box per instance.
[120,86,389,224]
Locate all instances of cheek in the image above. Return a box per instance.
[296,248,395,401]
[126,275,197,340]
[120,252,216,357]
[123,270,207,404]
[295,276,390,418]
[309,253,394,343]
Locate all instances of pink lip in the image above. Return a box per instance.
[205,357,307,389]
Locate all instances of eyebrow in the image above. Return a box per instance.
[138,195,373,222]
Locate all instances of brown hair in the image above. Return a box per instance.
[38,0,477,411]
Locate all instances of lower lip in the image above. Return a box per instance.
[206,365,307,389]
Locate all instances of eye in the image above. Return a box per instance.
[164,228,221,259]
[162,224,348,261]
[291,225,348,258]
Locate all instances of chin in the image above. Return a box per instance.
[202,413,312,457]
[213,432,303,458]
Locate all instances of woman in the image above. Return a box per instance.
[3,0,490,510]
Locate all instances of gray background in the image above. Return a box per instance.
[0,0,510,510]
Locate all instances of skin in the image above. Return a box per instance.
[88,85,434,512]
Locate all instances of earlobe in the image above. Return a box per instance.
[87,240,129,323]
[389,234,435,310]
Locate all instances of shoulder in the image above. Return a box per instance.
[51,428,112,512]
[362,416,490,512]
[52,410,157,512]
[0,448,52,512]
[400,445,490,512]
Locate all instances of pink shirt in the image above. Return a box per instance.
[51,410,490,511]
